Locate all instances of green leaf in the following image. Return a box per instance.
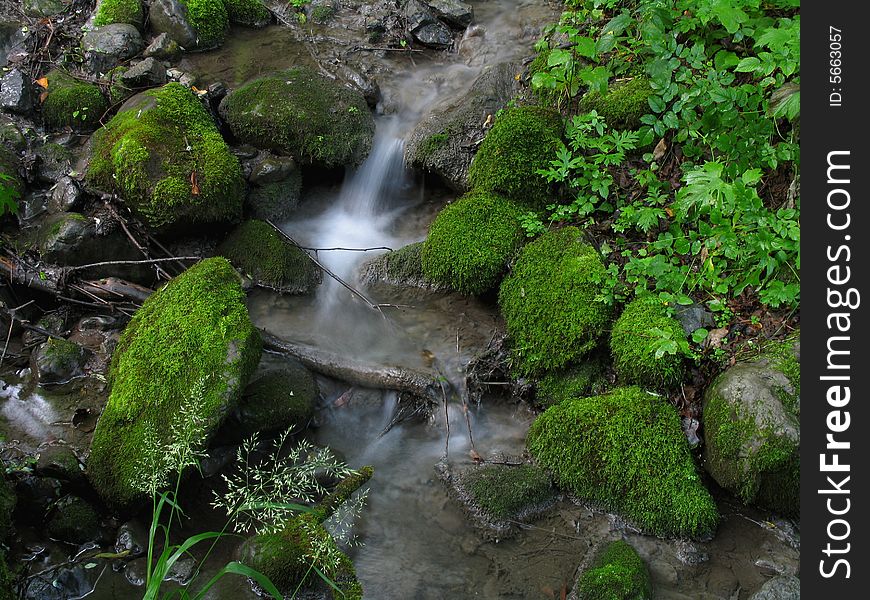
[772,89,800,120]
[580,66,611,95]
[712,0,748,33]
[741,169,762,185]
[714,50,739,71]
[692,328,709,344]
[735,57,761,73]
[574,36,598,59]
[647,95,666,113]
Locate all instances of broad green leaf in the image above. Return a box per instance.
[714,50,740,71]
[735,57,761,72]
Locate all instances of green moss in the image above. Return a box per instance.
[0,478,15,542]
[363,241,440,289]
[578,77,653,130]
[181,0,229,48]
[40,337,86,373]
[420,132,449,159]
[93,0,143,28]
[536,359,608,409]
[421,190,526,295]
[498,227,612,376]
[224,0,271,26]
[527,49,561,107]
[219,67,375,168]
[106,66,132,104]
[758,331,800,414]
[467,105,563,207]
[610,294,686,390]
[218,220,320,293]
[577,540,651,600]
[234,364,317,437]
[87,258,262,508]
[0,149,23,201]
[464,464,552,520]
[310,5,336,24]
[86,83,244,229]
[527,387,718,538]
[46,496,100,544]
[42,71,109,131]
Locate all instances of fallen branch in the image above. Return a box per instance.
[261,331,438,402]
[66,257,200,274]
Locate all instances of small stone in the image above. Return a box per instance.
[115,521,148,556]
[36,446,84,483]
[48,176,83,214]
[0,68,35,115]
[675,539,709,566]
[143,33,181,62]
[120,58,167,89]
[23,0,66,18]
[425,0,474,29]
[33,337,89,385]
[748,575,800,600]
[46,496,102,544]
[82,24,144,75]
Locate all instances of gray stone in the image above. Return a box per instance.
[82,24,144,75]
[360,242,446,291]
[37,213,96,262]
[405,0,454,48]
[115,521,148,556]
[23,0,67,18]
[749,575,800,600]
[36,446,85,483]
[405,62,518,190]
[1,21,28,68]
[675,303,716,334]
[143,32,182,61]
[120,57,168,89]
[426,0,473,29]
[248,152,297,185]
[149,0,218,49]
[48,176,82,214]
[33,337,88,385]
[0,68,35,115]
[35,143,75,184]
[0,114,27,152]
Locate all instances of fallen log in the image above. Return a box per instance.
[261,331,440,402]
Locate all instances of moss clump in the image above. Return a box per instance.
[224,0,271,27]
[467,105,562,207]
[87,258,262,508]
[37,337,87,379]
[463,464,552,520]
[93,0,143,28]
[181,0,229,48]
[535,359,608,409]
[86,83,244,229]
[42,71,109,131]
[610,294,686,390]
[218,220,320,294]
[219,67,374,168]
[498,227,612,375]
[233,364,318,438]
[577,540,651,600]
[421,190,526,295]
[361,242,441,289]
[527,387,718,538]
[578,77,653,130]
[527,49,561,107]
[757,331,800,414]
[46,496,100,544]
[419,132,449,160]
[310,5,336,24]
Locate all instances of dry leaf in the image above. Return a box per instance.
[190,171,199,196]
[469,449,482,463]
[39,91,48,104]
[665,206,674,218]
[705,327,729,349]
[35,77,49,89]
[653,137,668,161]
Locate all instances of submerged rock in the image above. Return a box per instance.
[748,575,800,600]
[46,496,102,544]
[702,332,800,516]
[87,258,262,508]
[225,0,271,29]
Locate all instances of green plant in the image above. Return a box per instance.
[577,540,651,600]
[0,173,19,216]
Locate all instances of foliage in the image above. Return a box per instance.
[223,0,271,26]
[0,173,19,217]
[421,190,527,295]
[87,83,244,229]
[93,0,143,27]
[610,294,686,389]
[577,540,651,600]
[527,386,719,538]
[467,105,563,207]
[498,227,612,376]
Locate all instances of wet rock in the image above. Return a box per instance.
[23,563,103,600]
[149,0,229,50]
[14,475,62,522]
[36,212,96,262]
[48,176,82,214]
[0,114,27,152]
[143,32,182,61]
[675,303,716,335]
[34,143,75,183]
[33,337,89,385]
[749,575,800,600]
[149,0,198,48]
[23,0,66,18]
[0,21,27,69]
[22,312,67,347]
[78,315,119,332]
[249,152,297,185]
[36,446,85,483]
[675,539,708,566]
[405,62,518,191]
[0,68,35,115]
[82,24,145,75]
[115,521,148,555]
[307,0,338,25]
[702,332,800,516]
[119,58,168,89]
[124,557,147,586]
[405,0,454,48]
[46,495,102,544]
[360,242,446,291]
[335,64,381,109]
[165,556,196,584]
[425,0,474,29]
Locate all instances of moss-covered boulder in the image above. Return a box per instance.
[421,190,526,295]
[46,496,102,544]
[360,242,444,290]
[467,105,562,207]
[149,0,229,50]
[86,83,244,230]
[527,387,718,538]
[461,464,553,522]
[535,359,608,409]
[702,332,800,516]
[33,337,89,386]
[578,77,653,131]
[574,540,651,600]
[93,0,144,29]
[218,220,320,294]
[87,258,262,508]
[224,0,271,27]
[610,294,686,390]
[227,363,318,439]
[42,71,109,132]
[498,227,611,375]
[219,68,375,169]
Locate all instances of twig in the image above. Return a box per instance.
[350,46,425,54]
[66,257,200,273]
[102,201,172,280]
[300,246,393,253]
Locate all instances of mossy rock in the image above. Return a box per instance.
[610,294,686,390]
[46,496,101,544]
[87,258,262,509]
[0,552,13,600]
[149,0,229,50]
[229,363,318,439]
[467,105,562,207]
[576,540,651,600]
[246,174,302,222]
[527,386,719,538]
[360,242,443,290]
[0,478,15,542]
[701,332,800,516]
[93,0,144,29]
[498,227,612,376]
[535,358,608,409]
[218,68,375,169]
[34,337,88,385]
[462,464,553,521]
[578,77,653,130]
[224,0,271,27]
[42,71,109,132]
[218,220,320,294]
[86,83,244,230]
[421,190,527,295]
[527,49,562,107]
